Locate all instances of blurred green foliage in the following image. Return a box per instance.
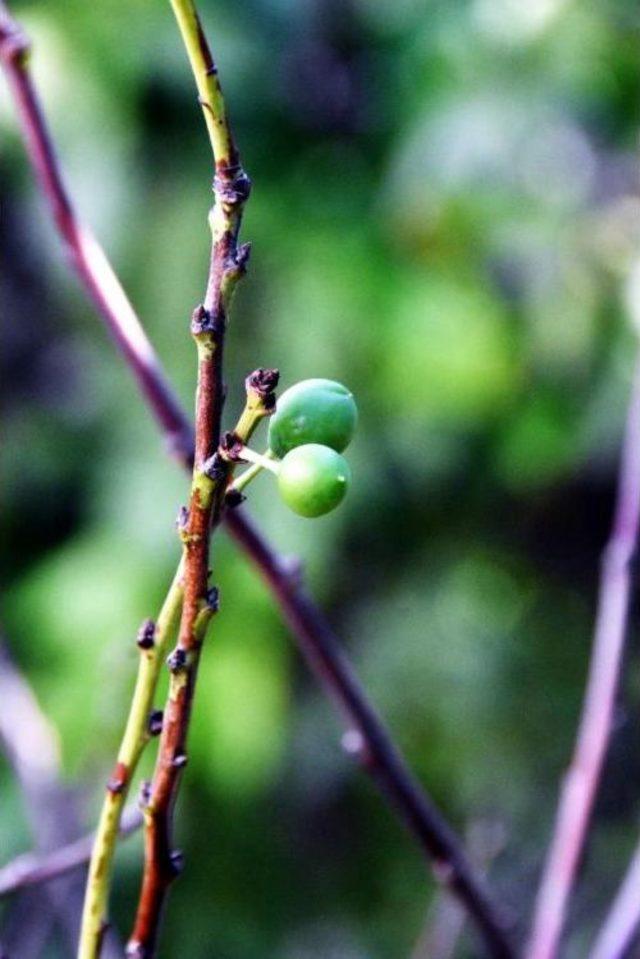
[3,0,640,956]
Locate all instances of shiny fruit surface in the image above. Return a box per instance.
[268,379,357,457]
[277,444,351,517]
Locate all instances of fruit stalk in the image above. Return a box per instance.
[525,357,640,959]
[125,373,275,958]
[0,0,193,463]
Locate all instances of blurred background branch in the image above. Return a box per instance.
[0,806,142,900]
[0,640,122,958]
[526,357,640,959]
[588,821,640,959]
[410,818,507,959]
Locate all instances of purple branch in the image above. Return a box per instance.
[224,512,513,958]
[0,3,193,463]
[0,641,122,959]
[0,807,142,899]
[525,358,640,959]
[588,826,640,959]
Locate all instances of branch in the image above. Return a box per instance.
[168,0,235,164]
[525,357,640,959]
[589,824,640,959]
[78,568,184,958]
[224,512,512,958]
[0,807,143,898]
[0,0,193,465]
[588,827,640,959]
[0,641,121,959]
[126,10,257,950]
[0,5,513,957]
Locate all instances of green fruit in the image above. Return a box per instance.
[268,378,357,458]
[277,444,351,518]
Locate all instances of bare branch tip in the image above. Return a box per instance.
[107,762,129,796]
[246,367,279,399]
[0,7,30,66]
[125,940,148,959]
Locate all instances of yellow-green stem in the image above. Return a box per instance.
[228,449,278,495]
[169,0,234,167]
[237,446,279,475]
[77,563,184,959]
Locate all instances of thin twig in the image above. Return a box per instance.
[0,807,143,898]
[224,513,513,958]
[525,357,640,959]
[587,825,640,959]
[0,0,193,463]
[126,6,254,950]
[127,378,275,958]
[78,567,184,958]
[0,5,513,956]
[0,641,121,959]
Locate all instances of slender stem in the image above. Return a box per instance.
[525,357,640,959]
[237,446,280,474]
[0,1,193,465]
[77,567,184,959]
[0,640,112,957]
[223,511,513,958]
[126,10,255,953]
[0,4,512,955]
[227,448,277,497]
[127,379,274,958]
[228,460,265,495]
[588,827,640,959]
[410,820,507,959]
[169,0,235,166]
[0,807,143,898]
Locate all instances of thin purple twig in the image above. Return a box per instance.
[0,641,122,959]
[587,825,640,959]
[0,2,193,462]
[525,357,640,959]
[0,807,143,899]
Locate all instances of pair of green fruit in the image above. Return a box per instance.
[266,379,357,518]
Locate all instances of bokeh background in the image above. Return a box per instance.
[3,0,640,956]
